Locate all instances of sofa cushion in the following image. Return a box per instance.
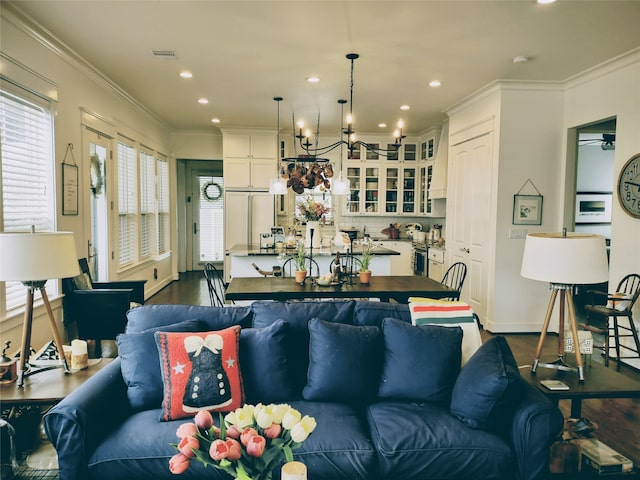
[450,335,522,430]
[409,298,483,365]
[126,304,252,333]
[378,318,462,405]
[251,300,356,394]
[155,326,244,421]
[367,401,514,480]
[117,318,206,411]
[352,301,411,327]
[240,319,297,404]
[286,400,378,480]
[303,319,382,403]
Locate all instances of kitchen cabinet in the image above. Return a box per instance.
[383,166,417,214]
[345,166,380,214]
[377,240,413,275]
[222,131,277,189]
[419,163,446,217]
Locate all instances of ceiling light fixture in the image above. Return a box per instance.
[306,76,320,83]
[513,55,529,64]
[400,105,410,111]
[198,98,209,104]
[429,80,441,87]
[211,118,220,124]
[291,53,406,162]
[180,71,193,79]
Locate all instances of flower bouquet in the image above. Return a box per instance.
[297,196,330,223]
[170,403,316,480]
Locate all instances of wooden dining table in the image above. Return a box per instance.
[225,275,458,303]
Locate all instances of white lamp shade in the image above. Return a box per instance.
[331,173,350,196]
[521,232,608,285]
[0,231,80,281]
[269,178,288,195]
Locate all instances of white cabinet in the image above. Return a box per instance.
[377,240,413,275]
[223,131,276,189]
[419,163,446,217]
[345,165,381,215]
[383,166,417,215]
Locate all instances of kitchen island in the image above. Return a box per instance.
[226,243,399,280]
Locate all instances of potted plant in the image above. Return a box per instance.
[294,241,307,283]
[358,238,375,284]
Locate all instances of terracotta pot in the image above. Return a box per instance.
[294,270,307,283]
[358,270,372,284]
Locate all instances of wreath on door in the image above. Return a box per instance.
[203,181,222,201]
[90,154,104,197]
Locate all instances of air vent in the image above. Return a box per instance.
[151,49,176,59]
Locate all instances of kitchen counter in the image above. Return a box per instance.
[227,243,399,278]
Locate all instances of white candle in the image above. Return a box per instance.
[281,461,307,480]
[71,339,88,370]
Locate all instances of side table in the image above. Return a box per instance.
[0,358,113,471]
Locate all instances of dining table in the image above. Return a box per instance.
[225,275,458,303]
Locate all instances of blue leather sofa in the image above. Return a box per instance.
[44,300,563,480]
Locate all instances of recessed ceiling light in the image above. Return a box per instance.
[180,71,193,79]
[400,105,410,111]
[513,55,529,64]
[198,98,209,105]
[537,0,556,4]
[306,76,320,83]
[429,80,441,87]
[211,118,220,124]
[378,123,387,128]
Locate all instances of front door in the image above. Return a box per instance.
[192,172,225,269]
[84,128,110,281]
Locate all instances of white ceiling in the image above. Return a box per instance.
[7,0,640,136]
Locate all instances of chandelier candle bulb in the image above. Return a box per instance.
[282,461,307,480]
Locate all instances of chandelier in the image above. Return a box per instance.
[270,53,403,195]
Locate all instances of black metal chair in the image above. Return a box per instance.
[441,262,467,301]
[204,263,230,307]
[581,273,640,368]
[329,253,363,279]
[282,257,320,278]
[62,258,146,356]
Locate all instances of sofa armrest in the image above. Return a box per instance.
[507,377,564,480]
[44,358,131,480]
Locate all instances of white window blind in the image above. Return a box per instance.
[199,176,224,262]
[139,150,156,259]
[0,84,55,313]
[117,139,138,267]
[157,154,170,254]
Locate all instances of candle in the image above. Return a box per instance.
[71,339,89,370]
[281,461,307,480]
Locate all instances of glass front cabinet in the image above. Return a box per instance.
[345,166,380,214]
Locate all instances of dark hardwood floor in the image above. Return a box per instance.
[147,271,640,467]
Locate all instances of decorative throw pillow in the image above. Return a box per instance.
[409,298,483,365]
[117,318,206,411]
[450,336,521,430]
[155,326,244,421]
[303,318,382,403]
[240,320,297,403]
[378,318,462,405]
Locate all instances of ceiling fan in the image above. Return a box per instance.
[579,133,615,150]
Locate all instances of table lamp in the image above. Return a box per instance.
[521,230,608,381]
[0,229,80,387]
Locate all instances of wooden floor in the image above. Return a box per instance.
[148,271,640,467]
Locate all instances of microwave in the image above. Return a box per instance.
[575,193,612,224]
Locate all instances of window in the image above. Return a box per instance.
[117,138,138,267]
[139,149,155,259]
[157,154,170,254]
[0,83,55,315]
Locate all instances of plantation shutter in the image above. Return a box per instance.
[139,149,155,259]
[0,84,55,311]
[117,138,138,267]
[157,154,170,254]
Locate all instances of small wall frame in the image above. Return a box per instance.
[513,194,543,225]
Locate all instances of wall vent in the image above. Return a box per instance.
[151,49,176,59]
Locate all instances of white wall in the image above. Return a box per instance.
[1,7,175,347]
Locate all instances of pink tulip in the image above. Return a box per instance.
[209,439,229,461]
[226,425,242,439]
[240,427,259,447]
[212,426,221,438]
[169,453,190,474]
[194,410,214,430]
[263,423,282,439]
[178,436,199,458]
[246,435,266,457]
[176,422,198,439]
[225,438,242,461]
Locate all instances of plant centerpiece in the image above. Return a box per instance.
[294,240,308,283]
[170,404,316,480]
[358,238,375,284]
[297,196,330,249]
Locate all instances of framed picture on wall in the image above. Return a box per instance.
[513,194,543,225]
[62,163,79,216]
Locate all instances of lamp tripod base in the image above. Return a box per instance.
[531,284,585,382]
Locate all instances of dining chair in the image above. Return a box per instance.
[203,262,230,307]
[441,262,467,301]
[580,273,640,368]
[282,257,320,278]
